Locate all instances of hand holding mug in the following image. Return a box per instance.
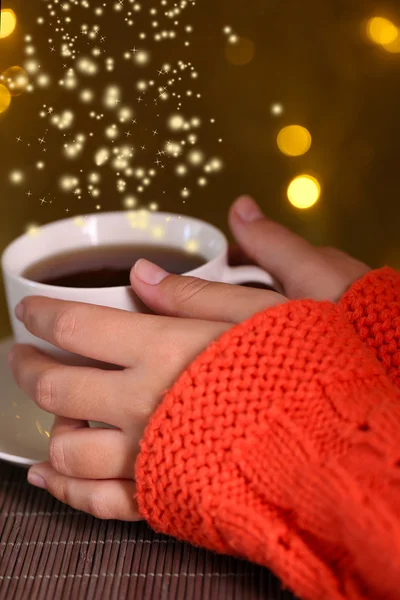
[7,197,369,520]
[2,207,273,365]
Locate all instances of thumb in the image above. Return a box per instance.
[130,259,285,323]
[229,196,355,300]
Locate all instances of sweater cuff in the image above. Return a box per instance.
[135,299,341,544]
[136,300,396,544]
[135,298,400,599]
[340,267,400,387]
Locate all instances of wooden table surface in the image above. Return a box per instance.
[0,460,296,600]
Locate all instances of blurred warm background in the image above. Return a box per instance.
[0,0,399,339]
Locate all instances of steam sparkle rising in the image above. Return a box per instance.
[7,0,224,214]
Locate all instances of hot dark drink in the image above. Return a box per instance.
[23,244,207,288]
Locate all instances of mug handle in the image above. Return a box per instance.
[222,265,275,288]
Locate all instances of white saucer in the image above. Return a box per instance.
[0,337,52,467]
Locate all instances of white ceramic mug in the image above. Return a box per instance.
[2,210,273,363]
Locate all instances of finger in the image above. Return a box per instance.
[130,259,286,322]
[14,296,147,367]
[27,462,141,521]
[228,196,346,300]
[49,418,136,479]
[9,344,131,427]
[319,246,370,272]
[317,247,370,298]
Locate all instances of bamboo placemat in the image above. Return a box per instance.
[0,460,296,600]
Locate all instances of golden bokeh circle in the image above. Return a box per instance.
[367,17,398,46]
[225,37,255,66]
[287,175,321,209]
[1,66,29,97]
[381,36,400,54]
[0,9,17,39]
[277,125,312,157]
[0,84,11,114]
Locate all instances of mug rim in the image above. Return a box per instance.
[1,210,228,293]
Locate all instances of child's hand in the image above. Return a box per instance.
[8,269,285,520]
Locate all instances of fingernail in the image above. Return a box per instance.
[28,470,47,490]
[234,196,264,223]
[134,258,169,285]
[15,301,24,321]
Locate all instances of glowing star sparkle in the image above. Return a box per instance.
[8,0,224,219]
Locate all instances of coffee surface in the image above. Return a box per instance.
[23,244,207,288]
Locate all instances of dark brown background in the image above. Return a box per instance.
[1,0,399,341]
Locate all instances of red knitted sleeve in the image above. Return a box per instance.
[340,267,400,387]
[135,300,400,600]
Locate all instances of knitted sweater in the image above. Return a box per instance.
[135,267,400,600]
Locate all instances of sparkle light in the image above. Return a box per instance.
[60,175,79,191]
[123,195,137,208]
[25,223,40,237]
[168,114,185,130]
[271,103,284,116]
[277,125,312,157]
[187,149,204,165]
[24,59,39,75]
[134,50,150,66]
[80,89,94,103]
[95,147,110,166]
[0,9,17,39]
[9,170,24,184]
[76,57,98,75]
[37,74,50,87]
[9,1,224,215]
[287,175,321,209]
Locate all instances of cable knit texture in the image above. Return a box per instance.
[135,269,400,600]
[340,267,400,387]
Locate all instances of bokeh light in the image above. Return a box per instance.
[0,2,225,212]
[277,125,312,156]
[367,17,399,47]
[271,103,284,116]
[0,84,11,114]
[25,223,40,238]
[225,37,255,66]
[0,66,29,97]
[287,175,321,209]
[381,36,400,54]
[0,9,17,39]
[9,170,24,184]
